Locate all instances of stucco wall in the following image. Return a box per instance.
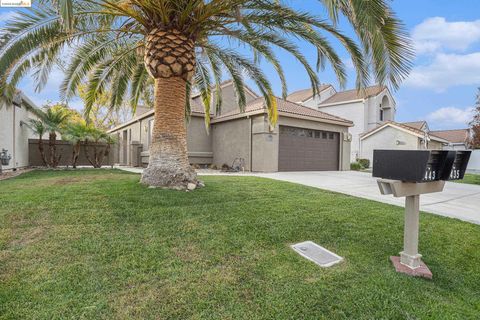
[426,140,444,150]
[251,115,278,172]
[216,114,351,172]
[360,126,419,164]
[300,86,337,108]
[112,114,212,166]
[215,84,257,116]
[0,104,36,170]
[443,144,468,150]
[317,102,364,161]
[211,118,251,170]
[366,92,395,130]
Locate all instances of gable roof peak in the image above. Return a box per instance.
[319,84,387,106]
[286,84,333,103]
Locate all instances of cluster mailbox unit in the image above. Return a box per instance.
[373,150,471,279]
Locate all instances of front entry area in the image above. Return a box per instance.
[278,126,339,171]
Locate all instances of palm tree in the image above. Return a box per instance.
[31,105,71,167]
[25,119,48,167]
[84,126,114,168]
[63,121,89,168]
[0,0,413,189]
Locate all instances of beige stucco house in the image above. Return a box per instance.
[359,120,449,166]
[287,84,395,162]
[108,81,353,172]
[0,93,38,170]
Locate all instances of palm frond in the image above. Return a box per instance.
[0,0,413,127]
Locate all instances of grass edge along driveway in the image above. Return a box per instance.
[1,169,479,319]
[455,173,480,185]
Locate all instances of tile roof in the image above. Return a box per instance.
[214,96,353,125]
[319,85,385,105]
[402,121,427,130]
[108,82,353,132]
[430,129,470,144]
[286,85,332,103]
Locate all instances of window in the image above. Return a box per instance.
[322,132,327,139]
[329,132,334,139]
[379,107,384,121]
[315,131,320,138]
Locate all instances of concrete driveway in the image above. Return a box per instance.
[254,171,480,225]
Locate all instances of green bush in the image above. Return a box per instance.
[350,162,362,171]
[358,158,370,169]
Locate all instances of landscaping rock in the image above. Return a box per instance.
[187,183,197,191]
[197,181,205,188]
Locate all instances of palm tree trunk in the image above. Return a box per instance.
[72,142,80,168]
[49,132,57,167]
[97,144,110,168]
[38,137,48,167]
[140,77,197,189]
[93,143,99,168]
[84,140,96,168]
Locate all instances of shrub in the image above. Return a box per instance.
[221,163,231,171]
[350,162,362,171]
[357,158,370,169]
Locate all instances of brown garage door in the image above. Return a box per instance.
[278,126,339,171]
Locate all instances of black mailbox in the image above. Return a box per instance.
[372,150,471,182]
[448,150,471,180]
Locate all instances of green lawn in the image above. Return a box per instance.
[455,173,480,185]
[1,170,479,319]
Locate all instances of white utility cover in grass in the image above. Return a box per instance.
[291,241,343,267]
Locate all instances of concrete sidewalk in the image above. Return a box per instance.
[116,166,480,225]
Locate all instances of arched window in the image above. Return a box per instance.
[379,95,391,122]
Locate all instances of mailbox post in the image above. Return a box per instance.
[373,150,471,279]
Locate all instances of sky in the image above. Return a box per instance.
[1,0,479,130]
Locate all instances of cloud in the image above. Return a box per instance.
[426,106,474,129]
[412,17,480,54]
[405,52,480,91]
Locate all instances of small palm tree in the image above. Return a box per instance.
[0,0,413,189]
[63,121,89,168]
[31,105,71,167]
[25,119,48,166]
[84,126,114,168]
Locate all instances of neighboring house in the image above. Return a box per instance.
[430,129,471,150]
[108,81,353,172]
[0,93,38,170]
[287,84,395,162]
[358,120,449,165]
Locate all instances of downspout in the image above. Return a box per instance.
[340,131,344,170]
[249,116,253,171]
[12,104,16,170]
